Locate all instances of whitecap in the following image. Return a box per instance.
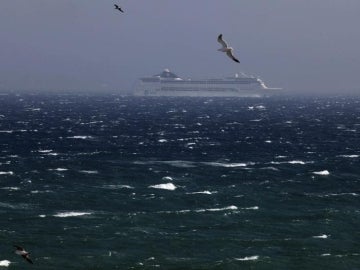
[49,168,68,172]
[162,176,173,181]
[158,139,167,143]
[53,211,92,218]
[67,136,94,140]
[187,191,214,195]
[1,187,20,191]
[195,205,238,212]
[260,166,279,171]
[270,160,310,165]
[235,255,259,261]
[338,154,359,158]
[0,260,11,267]
[0,171,14,175]
[313,170,330,175]
[242,206,259,210]
[102,184,134,189]
[313,234,329,239]
[288,160,306,164]
[38,150,53,153]
[0,202,32,210]
[326,193,358,197]
[47,153,59,156]
[149,183,177,191]
[79,170,98,174]
[203,162,249,168]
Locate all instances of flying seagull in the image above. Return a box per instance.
[14,245,33,264]
[114,4,124,13]
[217,34,240,63]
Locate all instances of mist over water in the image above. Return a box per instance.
[0,94,360,269]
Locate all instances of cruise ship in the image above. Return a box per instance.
[133,69,281,97]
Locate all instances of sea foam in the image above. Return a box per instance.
[313,170,330,175]
[0,171,14,175]
[313,234,329,239]
[149,183,177,191]
[235,255,259,261]
[53,211,92,218]
[0,260,11,267]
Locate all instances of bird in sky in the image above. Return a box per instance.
[14,245,33,264]
[217,34,240,63]
[114,4,124,13]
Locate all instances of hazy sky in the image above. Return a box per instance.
[1,0,360,94]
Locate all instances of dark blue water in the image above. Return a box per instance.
[0,93,359,269]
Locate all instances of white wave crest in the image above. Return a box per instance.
[1,187,20,191]
[49,168,68,172]
[270,160,311,165]
[195,205,238,212]
[102,184,134,189]
[149,183,177,190]
[187,191,214,195]
[53,211,92,218]
[0,260,11,267]
[338,154,359,158]
[313,234,329,239]
[313,170,330,175]
[0,171,14,175]
[242,206,259,210]
[288,160,306,164]
[67,136,94,139]
[203,162,250,168]
[79,170,98,174]
[235,255,259,261]
[38,149,53,153]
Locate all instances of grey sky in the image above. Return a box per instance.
[1,0,360,94]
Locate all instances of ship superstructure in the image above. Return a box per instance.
[134,69,280,97]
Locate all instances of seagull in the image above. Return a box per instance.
[114,4,124,13]
[217,34,240,63]
[14,245,33,264]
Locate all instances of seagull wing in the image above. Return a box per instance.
[226,50,240,63]
[14,245,24,251]
[217,34,228,48]
[22,255,33,264]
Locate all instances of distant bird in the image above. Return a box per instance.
[217,34,240,63]
[114,4,124,13]
[14,245,33,264]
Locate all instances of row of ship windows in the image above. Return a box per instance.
[160,87,238,91]
[142,80,257,84]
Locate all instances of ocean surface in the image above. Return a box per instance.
[0,93,359,269]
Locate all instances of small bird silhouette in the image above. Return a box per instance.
[217,34,240,63]
[114,4,124,13]
[14,245,33,264]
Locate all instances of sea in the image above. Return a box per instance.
[0,93,359,269]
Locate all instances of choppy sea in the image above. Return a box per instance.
[0,93,359,269]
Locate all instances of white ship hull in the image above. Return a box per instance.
[133,69,281,97]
